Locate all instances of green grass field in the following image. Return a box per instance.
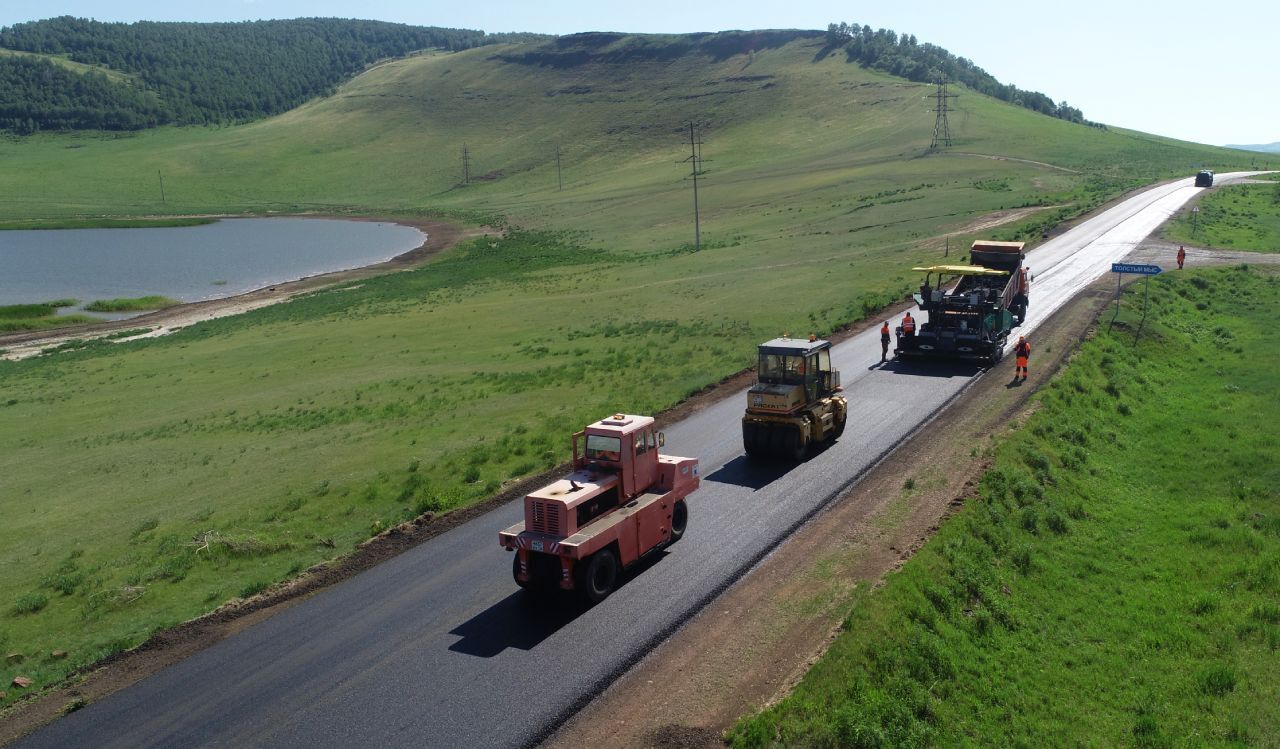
[729,265,1280,747]
[1164,181,1280,252]
[0,34,1267,706]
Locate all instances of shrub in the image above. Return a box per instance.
[239,580,270,599]
[1197,663,1237,696]
[1012,545,1033,574]
[1045,508,1070,535]
[130,518,159,538]
[1020,506,1039,534]
[11,592,49,615]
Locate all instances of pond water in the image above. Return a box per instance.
[0,218,426,313]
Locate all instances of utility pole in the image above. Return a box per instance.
[158,170,166,204]
[929,79,958,150]
[462,143,471,184]
[556,145,563,191]
[680,122,709,250]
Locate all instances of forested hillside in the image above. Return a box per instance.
[0,17,542,133]
[824,22,1089,124]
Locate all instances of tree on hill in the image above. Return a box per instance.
[826,21,1095,126]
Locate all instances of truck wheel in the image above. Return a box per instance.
[512,554,527,589]
[576,548,619,603]
[668,500,689,545]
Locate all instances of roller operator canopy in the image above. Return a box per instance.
[758,337,831,356]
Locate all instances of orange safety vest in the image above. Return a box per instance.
[902,315,915,334]
[1015,340,1031,359]
[880,323,890,340]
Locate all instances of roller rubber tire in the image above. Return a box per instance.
[576,548,619,603]
[668,500,688,545]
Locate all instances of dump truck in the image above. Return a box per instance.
[499,414,698,602]
[742,336,847,461]
[895,240,1029,364]
[1195,170,1214,187]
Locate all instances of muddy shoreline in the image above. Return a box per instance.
[0,216,487,357]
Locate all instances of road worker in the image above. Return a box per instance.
[901,311,916,337]
[880,321,891,362]
[1014,335,1031,381]
[1177,245,1186,270]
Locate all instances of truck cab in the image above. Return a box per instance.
[1195,170,1214,187]
[499,414,699,602]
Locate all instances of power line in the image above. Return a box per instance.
[680,122,709,249]
[929,79,958,150]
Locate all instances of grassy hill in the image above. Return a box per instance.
[0,31,1262,709]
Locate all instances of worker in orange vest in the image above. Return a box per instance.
[880,321,891,362]
[1014,335,1031,381]
[1177,246,1186,270]
[901,311,916,337]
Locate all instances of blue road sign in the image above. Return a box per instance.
[1111,263,1162,275]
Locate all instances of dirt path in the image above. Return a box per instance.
[542,243,1274,749]
[0,217,487,360]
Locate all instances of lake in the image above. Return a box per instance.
[0,218,427,312]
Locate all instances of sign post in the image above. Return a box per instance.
[1110,263,1162,342]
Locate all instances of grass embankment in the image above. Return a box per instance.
[83,296,179,313]
[729,265,1280,746]
[0,301,96,332]
[1164,179,1280,252]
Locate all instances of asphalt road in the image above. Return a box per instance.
[17,173,1262,749]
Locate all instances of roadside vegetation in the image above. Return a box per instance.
[729,265,1280,747]
[1164,179,1280,251]
[0,300,95,332]
[0,32,1263,708]
[83,295,179,312]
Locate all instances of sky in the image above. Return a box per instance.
[1,0,1275,148]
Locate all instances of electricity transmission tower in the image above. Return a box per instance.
[556,145,563,191]
[680,122,709,249]
[461,143,471,184]
[929,79,958,150]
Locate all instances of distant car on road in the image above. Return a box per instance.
[1195,170,1214,187]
